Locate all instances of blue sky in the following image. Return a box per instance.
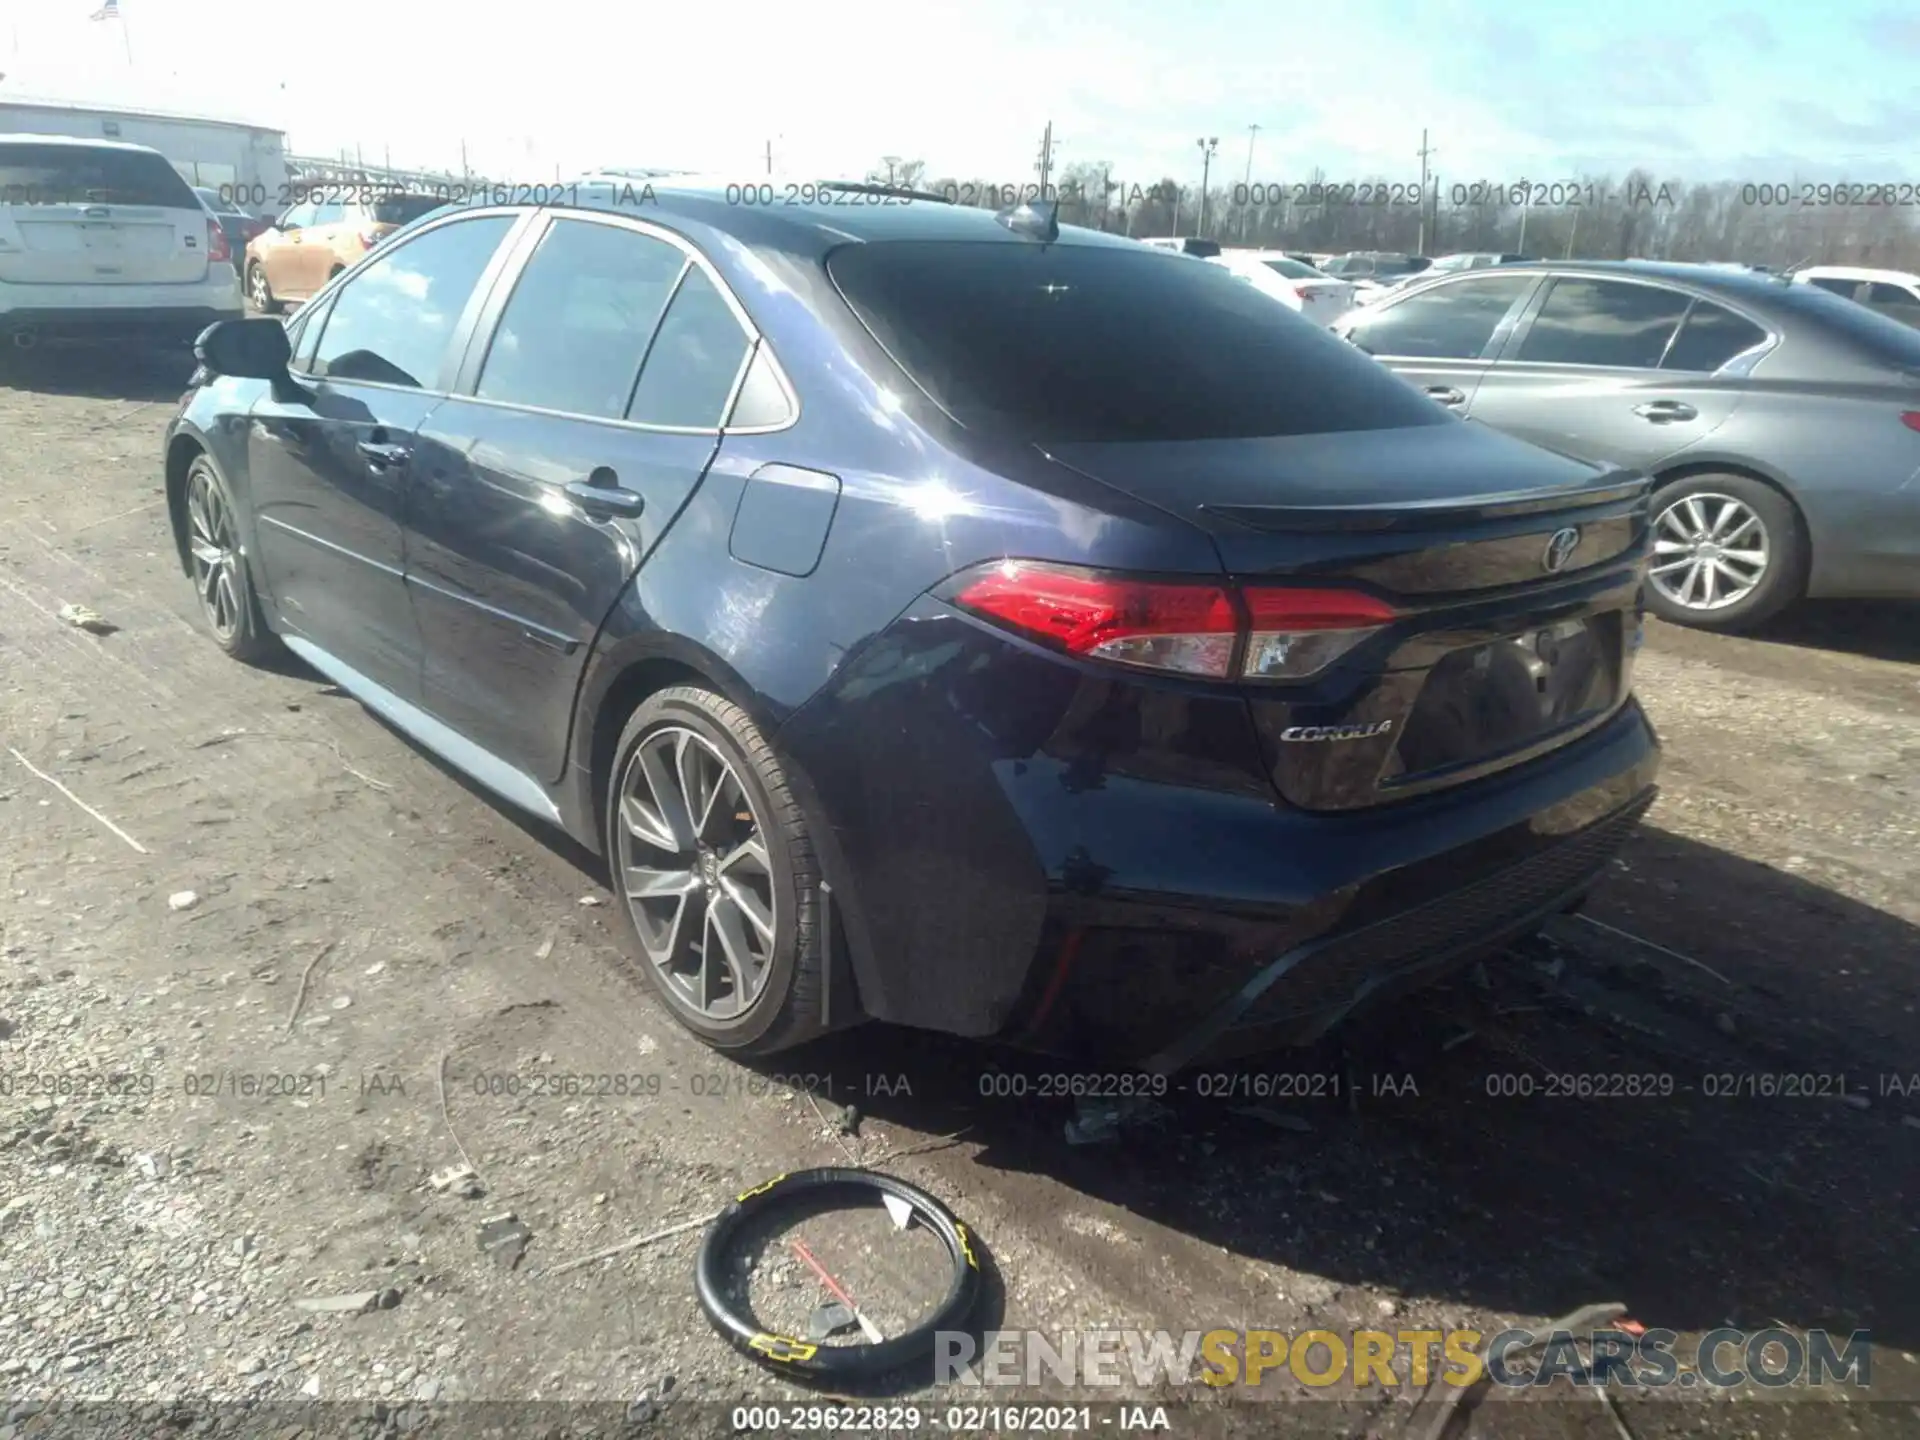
[2,0,1915,188]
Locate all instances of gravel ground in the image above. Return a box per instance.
[2,345,1918,1439]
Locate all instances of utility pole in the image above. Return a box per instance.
[1244,123,1261,185]
[1242,124,1262,241]
[1196,136,1218,236]
[1416,128,1437,255]
[1036,122,1055,196]
[765,138,773,176]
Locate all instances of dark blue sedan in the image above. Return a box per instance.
[161,180,1660,1065]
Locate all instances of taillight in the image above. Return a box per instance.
[359,229,384,250]
[947,562,1239,677]
[1241,585,1398,679]
[1901,411,1920,432]
[205,218,230,264]
[940,560,1397,681]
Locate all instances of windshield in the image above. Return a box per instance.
[828,240,1446,443]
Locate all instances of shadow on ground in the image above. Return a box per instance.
[0,342,197,403]
[764,824,1920,1362]
[1754,599,1920,666]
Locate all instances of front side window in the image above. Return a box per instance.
[1515,278,1692,368]
[1865,281,1920,328]
[312,215,514,389]
[1805,276,1862,299]
[476,218,688,419]
[1343,274,1536,359]
[626,266,753,428]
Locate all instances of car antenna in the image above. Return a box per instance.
[996,198,1059,242]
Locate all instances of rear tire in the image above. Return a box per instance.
[603,686,828,1055]
[1643,472,1804,632]
[183,454,278,663]
[246,260,282,315]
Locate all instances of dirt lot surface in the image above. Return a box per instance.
[2,347,1918,1439]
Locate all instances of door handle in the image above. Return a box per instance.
[564,480,645,519]
[1632,400,1698,422]
[357,440,411,470]
[1425,385,1467,406]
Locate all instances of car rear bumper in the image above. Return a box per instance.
[774,605,1662,1061]
[0,303,243,346]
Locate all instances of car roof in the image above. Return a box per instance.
[520,177,1149,257]
[0,132,169,156]
[1481,258,1797,298]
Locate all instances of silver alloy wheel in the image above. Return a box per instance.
[248,262,269,311]
[186,467,243,642]
[616,725,778,1021]
[1649,491,1771,611]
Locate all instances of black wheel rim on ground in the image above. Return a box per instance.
[695,1168,983,1382]
[186,464,242,642]
[615,725,781,1023]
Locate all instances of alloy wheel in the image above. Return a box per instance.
[1649,492,1770,611]
[248,263,269,311]
[186,467,243,642]
[615,726,778,1021]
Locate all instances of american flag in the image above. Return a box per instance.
[91,0,120,18]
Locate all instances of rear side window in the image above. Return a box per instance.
[1806,276,1861,298]
[476,219,686,419]
[1864,282,1920,328]
[0,142,199,208]
[626,267,752,428]
[1661,301,1769,371]
[312,215,514,388]
[829,240,1448,441]
[1515,278,1691,368]
[1343,274,1535,360]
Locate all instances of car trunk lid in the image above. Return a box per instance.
[1043,422,1651,811]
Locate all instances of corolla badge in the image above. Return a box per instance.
[1542,526,1583,573]
[1279,720,1394,743]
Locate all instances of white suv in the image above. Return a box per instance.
[0,134,242,355]
[1790,265,1920,328]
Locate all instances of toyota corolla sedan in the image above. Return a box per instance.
[162,181,1660,1066]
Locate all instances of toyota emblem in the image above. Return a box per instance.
[1542,526,1582,573]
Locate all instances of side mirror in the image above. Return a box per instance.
[194,317,292,379]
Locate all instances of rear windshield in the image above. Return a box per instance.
[1262,257,1322,279]
[828,240,1448,442]
[371,194,444,226]
[1774,280,1920,369]
[1179,238,1222,258]
[0,142,198,208]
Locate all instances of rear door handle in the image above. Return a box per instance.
[1632,400,1698,422]
[564,477,645,519]
[1425,385,1467,406]
[357,440,411,470]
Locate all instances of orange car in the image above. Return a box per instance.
[242,191,444,312]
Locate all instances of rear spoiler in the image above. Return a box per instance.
[1202,476,1651,534]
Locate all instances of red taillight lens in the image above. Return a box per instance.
[1241,586,1399,679]
[942,561,1397,680]
[205,218,230,264]
[1901,411,1920,432]
[949,562,1239,677]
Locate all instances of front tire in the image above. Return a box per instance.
[1644,473,1805,632]
[604,686,827,1055]
[183,454,277,662]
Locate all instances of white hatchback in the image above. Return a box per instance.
[0,134,242,354]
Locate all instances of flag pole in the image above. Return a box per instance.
[118,2,134,65]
